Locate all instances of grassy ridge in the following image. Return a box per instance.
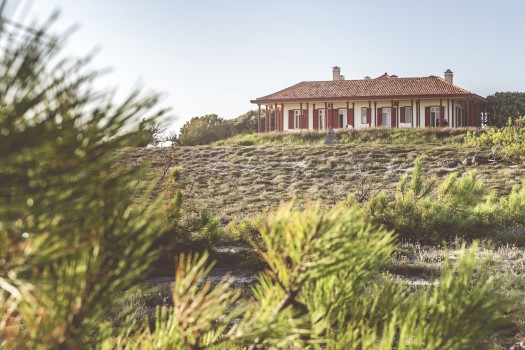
[133,142,525,225]
[215,127,473,146]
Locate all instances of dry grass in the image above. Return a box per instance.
[128,143,525,223]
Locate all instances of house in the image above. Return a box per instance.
[250,67,486,132]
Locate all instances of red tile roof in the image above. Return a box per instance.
[251,74,484,103]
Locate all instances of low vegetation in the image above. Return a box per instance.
[466,116,525,161]
[360,157,525,244]
[215,127,470,146]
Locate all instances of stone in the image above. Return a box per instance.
[324,128,340,145]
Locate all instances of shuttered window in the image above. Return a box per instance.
[401,106,412,123]
[361,107,368,124]
[294,110,301,129]
[430,107,440,127]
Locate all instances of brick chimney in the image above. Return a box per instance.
[332,66,344,81]
[444,69,453,84]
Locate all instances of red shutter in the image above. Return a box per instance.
[440,106,445,127]
[347,108,354,127]
[377,108,382,127]
[400,107,406,123]
[391,107,397,128]
[288,110,294,130]
[332,109,337,128]
[301,109,307,129]
[313,109,319,130]
[366,108,371,125]
[425,107,430,127]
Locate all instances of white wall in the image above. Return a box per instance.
[277,97,469,131]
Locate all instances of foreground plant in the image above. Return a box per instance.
[0,5,168,348]
[106,203,513,349]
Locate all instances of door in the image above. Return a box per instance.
[382,108,391,128]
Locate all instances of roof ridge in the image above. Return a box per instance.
[253,75,477,102]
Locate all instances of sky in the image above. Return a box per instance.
[13,0,525,132]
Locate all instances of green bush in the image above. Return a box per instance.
[225,216,264,243]
[465,116,525,161]
[163,190,223,249]
[361,157,488,243]
[170,166,182,182]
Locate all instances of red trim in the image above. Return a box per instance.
[274,104,277,132]
[304,102,310,130]
[447,99,450,128]
[323,102,328,129]
[347,108,354,127]
[373,102,377,126]
[417,100,420,127]
[391,107,397,128]
[411,100,414,128]
[265,105,269,132]
[281,106,284,131]
[451,100,455,127]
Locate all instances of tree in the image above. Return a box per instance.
[485,92,525,127]
[0,6,169,348]
[178,114,232,146]
[229,109,262,134]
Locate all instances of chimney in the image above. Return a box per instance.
[444,69,453,84]
[332,66,343,81]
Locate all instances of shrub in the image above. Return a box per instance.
[163,190,223,249]
[465,116,525,161]
[362,157,488,243]
[170,166,182,182]
[225,215,264,243]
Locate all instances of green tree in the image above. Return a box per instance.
[178,114,232,146]
[0,7,169,348]
[229,109,263,134]
[485,92,525,127]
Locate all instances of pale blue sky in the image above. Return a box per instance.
[18,0,525,132]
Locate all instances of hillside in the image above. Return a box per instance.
[131,143,525,222]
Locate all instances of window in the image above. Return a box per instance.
[294,110,301,129]
[402,106,412,124]
[338,109,347,128]
[382,107,391,127]
[430,106,440,127]
[361,107,368,124]
[319,109,325,129]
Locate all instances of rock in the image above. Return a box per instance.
[446,160,459,168]
[462,157,472,166]
[472,155,490,165]
[324,128,340,145]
